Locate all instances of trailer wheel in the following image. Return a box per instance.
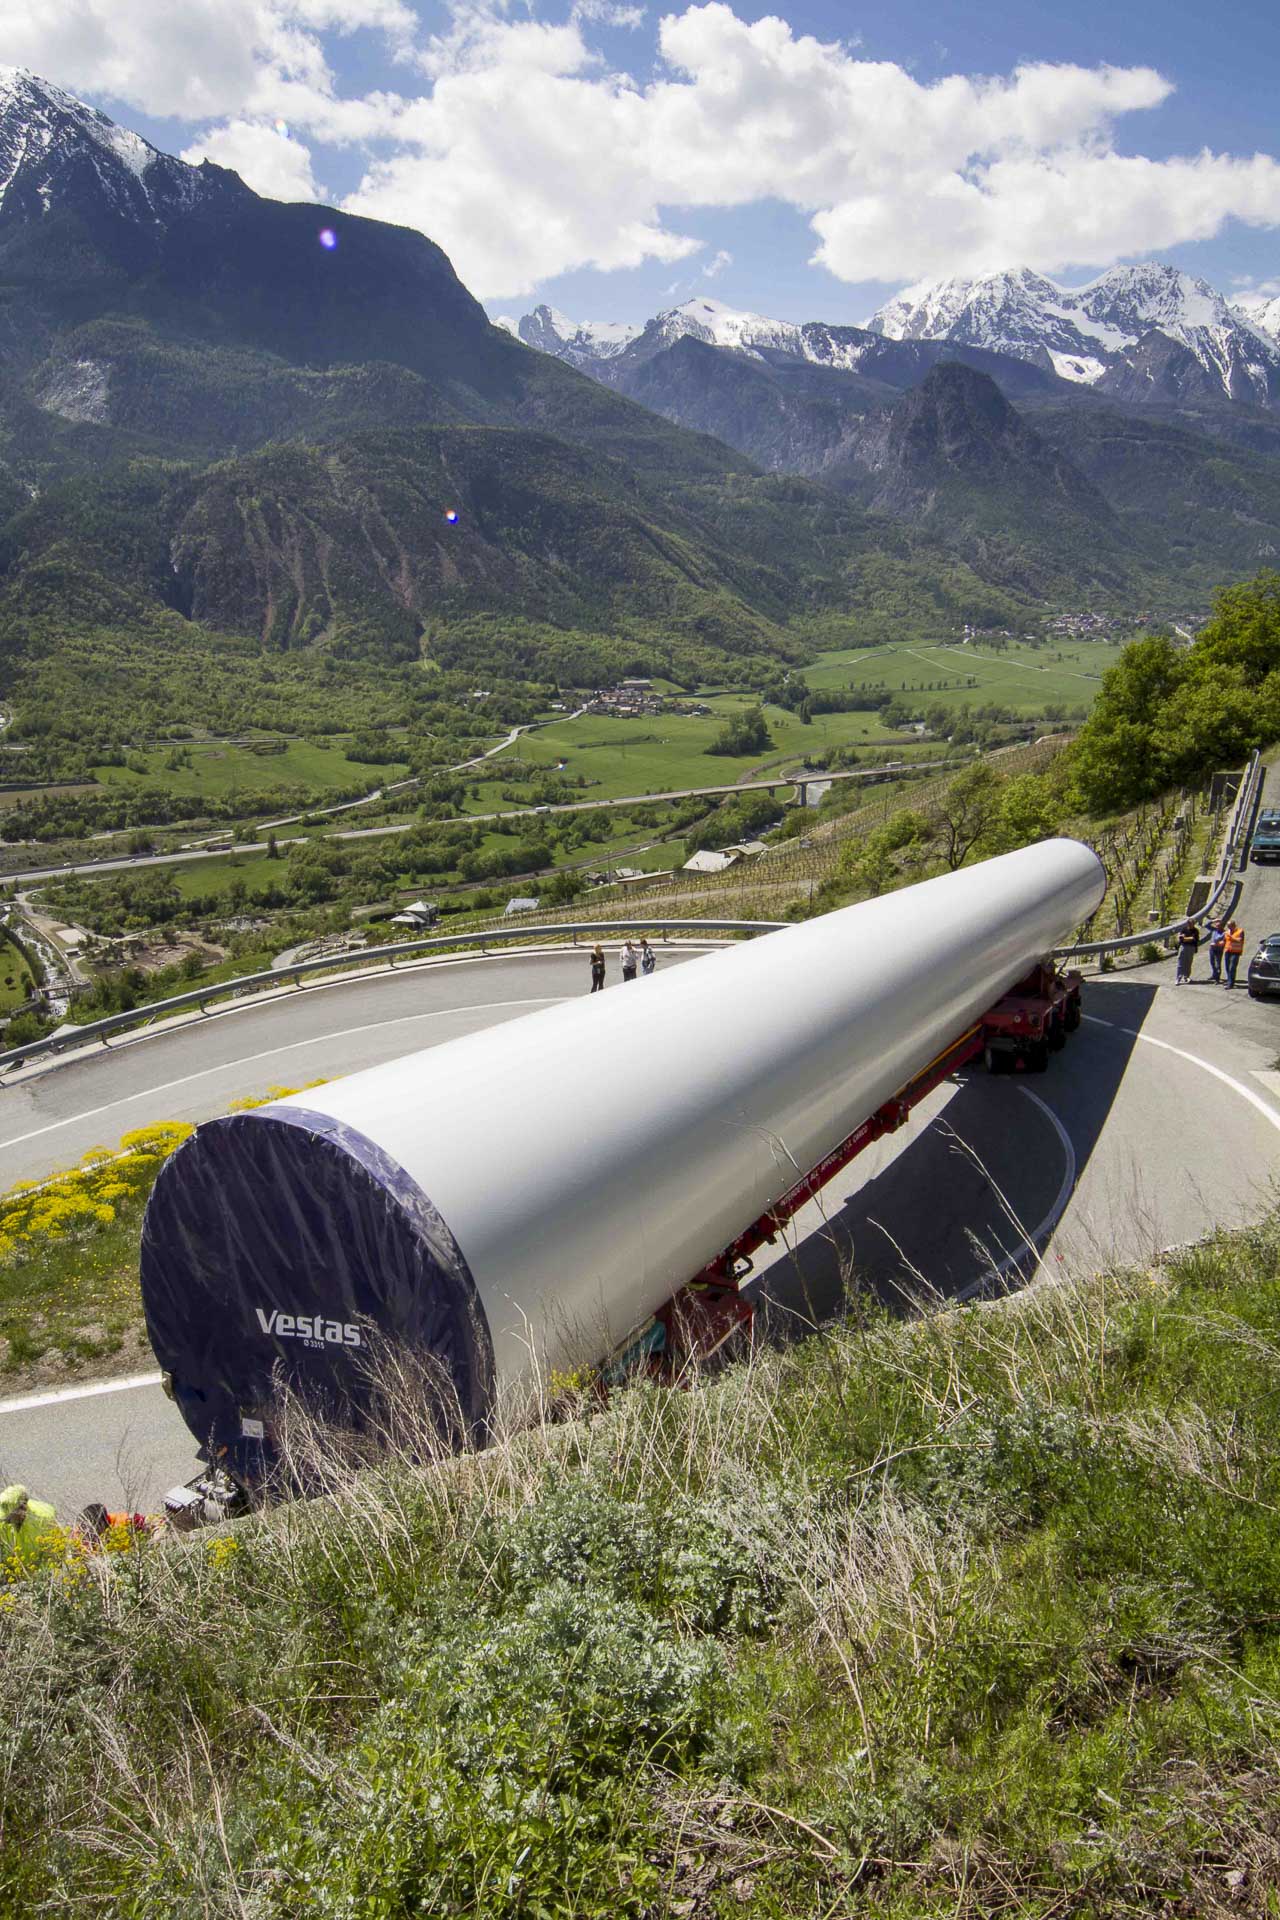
[1025,1038,1049,1073]
[1063,997,1082,1033]
[983,1042,1004,1075]
[1048,1013,1066,1052]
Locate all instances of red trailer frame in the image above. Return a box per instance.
[646,961,1083,1376]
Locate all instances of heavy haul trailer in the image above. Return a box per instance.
[141,840,1104,1525]
[633,959,1084,1378]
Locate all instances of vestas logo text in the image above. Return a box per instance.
[255,1308,362,1348]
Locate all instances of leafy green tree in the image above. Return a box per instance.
[839,810,931,896]
[929,764,1003,870]
[989,773,1063,854]
[706,707,772,757]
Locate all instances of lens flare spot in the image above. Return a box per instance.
[318,227,338,251]
[274,118,289,136]
[444,508,459,524]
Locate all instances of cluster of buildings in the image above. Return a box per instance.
[1042,610,1206,642]
[586,679,665,717]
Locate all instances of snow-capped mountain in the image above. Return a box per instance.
[514,305,641,368]
[1237,294,1280,345]
[519,268,1280,409]
[519,296,808,370]
[870,265,1280,407]
[0,65,247,227]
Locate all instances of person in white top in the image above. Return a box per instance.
[621,940,638,981]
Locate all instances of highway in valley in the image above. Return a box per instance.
[2,759,929,886]
[3,820,1280,1521]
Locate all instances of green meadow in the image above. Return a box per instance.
[801,634,1123,712]
[91,737,409,800]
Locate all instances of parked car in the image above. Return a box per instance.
[1250,812,1280,862]
[1247,932,1280,998]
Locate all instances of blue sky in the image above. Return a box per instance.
[9,0,1280,326]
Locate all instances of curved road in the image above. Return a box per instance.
[3,866,1280,1518]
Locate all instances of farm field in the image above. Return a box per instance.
[90,737,410,800]
[800,635,1124,711]
[454,701,938,815]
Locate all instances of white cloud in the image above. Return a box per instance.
[11,0,1280,301]
[341,2,1280,298]
[703,248,731,278]
[182,119,325,201]
[1,0,411,120]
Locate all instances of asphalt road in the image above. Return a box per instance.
[3,882,1280,1521]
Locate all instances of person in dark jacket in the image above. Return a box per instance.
[589,944,606,993]
[1175,921,1199,984]
[1207,921,1225,983]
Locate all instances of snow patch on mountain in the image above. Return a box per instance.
[1047,351,1107,385]
[643,297,803,356]
[1239,295,1280,344]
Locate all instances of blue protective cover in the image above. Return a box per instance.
[140,1106,494,1486]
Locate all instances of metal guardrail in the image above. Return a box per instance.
[4,754,1263,1067]
[1055,750,1264,959]
[0,919,785,1075]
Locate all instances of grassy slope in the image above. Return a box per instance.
[3,1203,1280,1916]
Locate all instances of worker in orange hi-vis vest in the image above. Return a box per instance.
[1223,921,1246,989]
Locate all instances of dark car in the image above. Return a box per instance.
[1250,814,1280,862]
[1247,934,1280,998]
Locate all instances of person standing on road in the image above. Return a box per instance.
[1175,921,1199,984]
[589,944,606,993]
[1223,921,1245,989]
[1207,921,1225,983]
[621,940,638,982]
[639,937,656,977]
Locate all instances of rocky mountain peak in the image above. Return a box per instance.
[0,65,249,230]
[515,304,640,368]
[867,260,1280,405]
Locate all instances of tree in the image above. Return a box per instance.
[266,832,280,859]
[706,707,772,757]
[990,772,1063,854]
[839,810,930,897]
[929,765,1003,870]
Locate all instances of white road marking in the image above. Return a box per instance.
[1,941,727,1088]
[0,997,563,1154]
[953,1085,1077,1300]
[0,1370,163,1415]
[1250,1069,1280,1105]
[1084,1014,1280,1136]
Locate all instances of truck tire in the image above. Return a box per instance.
[1048,1013,1066,1052]
[1063,997,1081,1033]
[1024,1038,1049,1073]
[983,1042,1005,1075]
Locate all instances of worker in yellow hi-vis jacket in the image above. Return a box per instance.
[0,1484,59,1570]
